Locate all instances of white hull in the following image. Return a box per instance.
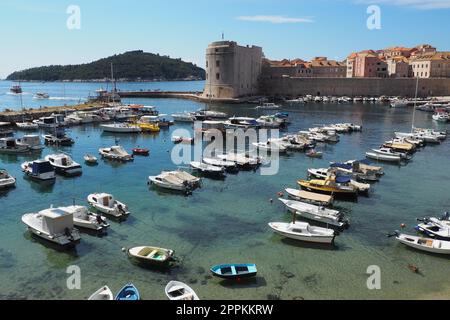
[165,281,200,301]
[397,234,450,255]
[269,222,335,244]
[148,176,188,192]
[366,152,401,163]
[88,286,114,300]
[101,124,141,133]
[0,177,16,189]
[279,198,343,227]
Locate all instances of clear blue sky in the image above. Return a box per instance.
[0,0,449,78]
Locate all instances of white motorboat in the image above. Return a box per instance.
[432,112,449,123]
[190,161,225,176]
[284,188,333,206]
[88,286,114,300]
[165,281,199,301]
[84,154,98,165]
[101,123,142,133]
[171,112,196,122]
[22,207,81,246]
[16,121,39,130]
[395,232,450,255]
[252,141,287,153]
[62,205,109,232]
[87,193,130,218]
[371,147,410,160]
[196,110,228,119]
[34,92,49,99]
[99,145,133,161]
[395,131,440,144]
[0,138,30,154]
[21,160,56,182]
[256,116,282,128]
[268,221,335,244]
[217,152,261,169]
[148,171,196,193]
[308,168,330,179]
[365,151,401,163]
[279,198,344,228]
[414,128,447,140]
[171,135,194,145]
[45,154,82,176]
[256,102,281,110]
[202,157,238,171]
[224,117,260,130]
[0,169,16,189]
[16,135,44,151]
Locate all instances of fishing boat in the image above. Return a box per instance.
[269,221,335,244]
[43,130,75,146]
[132,148,150,156]
[165,281,199,301]
[416,217,450,241]
[371,147,411,160]
[382,141,415,153]
[190,161,225,177]
[34,92,49,99]
[279,198,345,228]
[148,171,200,193]
[298,178,358,199]
[210,264,257,279]
[33,115,65,128]
[256,102,281,110]
[21,207,81,247]
[0,169,16,189]
[365,151,402,163]
[16,135,44,151]
[87,193,130,218]
[127,246,174,266]
[84,154,98,165]
[394,232,450,255]
[306,149,323,158]
[45,154,82,176]
[285,188,333,206]
[101,123,142,133]
[10,84,22,94]
[0,138,30,154]
[252,141,287,154]
[99,146,134,161]
[88,286,114,300]
[16,121,39,130]
[21,160,56,182]
[202,157,238,172]
[115,283,140,301]
[62,205,109,232]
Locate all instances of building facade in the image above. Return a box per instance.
[202,41,263,99]
[410,52,450,78]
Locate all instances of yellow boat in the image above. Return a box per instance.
[137,122,160,133]
[298,178,358,198]
[383,142,415,152]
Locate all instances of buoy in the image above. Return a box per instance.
[277,192,284,198]
[269,199,273,203]
[400,223,406,229]
[121,247,126,252]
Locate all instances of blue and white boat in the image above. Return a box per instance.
[21,160,56,182]
[115,283,140,300]
[210,264,257,279]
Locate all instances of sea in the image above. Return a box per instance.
[0,80,449,300]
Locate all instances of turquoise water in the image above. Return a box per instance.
[0,81,450,300]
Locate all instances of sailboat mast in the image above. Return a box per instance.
[411,76,419,133]
[110,63,115,104]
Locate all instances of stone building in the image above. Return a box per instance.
[346,50,388,78]
[410,52,450,78]
[202,41,263,99]
[310,57,346,78]
[386,56,411,78]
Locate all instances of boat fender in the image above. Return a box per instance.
[269,198,273,204]
[400,223,406,229]
[121,247,126,252]
[277,192,284,198]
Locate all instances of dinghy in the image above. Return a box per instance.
[165,281,199,300]
[210,264,257,279]
[99,145,134,161]
[269,221,335,244]
[45,154,82,176]
[88,286,114,300]
[279,198,345,228]
[115,283,140,300]
[285,188,333,206]
[148,171,201,193]
[395,232,450,255]
[128,246,174,266]
[87,193,130,218]
[84,154,98,165]
[21,160,56,182]
[0,169,16,189]
[132,148,150,156]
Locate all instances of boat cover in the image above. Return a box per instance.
[330,163,353,170]
[336,176,352,184]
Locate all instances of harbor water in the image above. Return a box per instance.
[0,81,449,300]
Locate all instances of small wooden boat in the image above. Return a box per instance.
[306,149,323,158]
[128,246,174,266]
[132,148,150,156]
[84,154,98,165]
[210,264,257,279]
[165,281,199,300]
[269,221,335,244]
[285,188,334,206]
[88,286,114,300]
[395,232,450,255]
[115,283,140,300]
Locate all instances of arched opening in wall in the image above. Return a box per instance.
[317,91,321,96]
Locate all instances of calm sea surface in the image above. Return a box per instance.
[0,80,449,300]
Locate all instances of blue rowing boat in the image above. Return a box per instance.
[210,264,257,279]
[115,283,140,300]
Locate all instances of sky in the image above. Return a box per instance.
[0,0,449,78]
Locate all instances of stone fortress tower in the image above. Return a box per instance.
[202,41,263,100]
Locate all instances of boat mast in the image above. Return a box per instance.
[411,76,419,133]
[111,63,115,104]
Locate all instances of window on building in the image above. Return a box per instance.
[216,60,220,67]
[206,61,208,68]
[206,73,208,80]
[216,73,220,80]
